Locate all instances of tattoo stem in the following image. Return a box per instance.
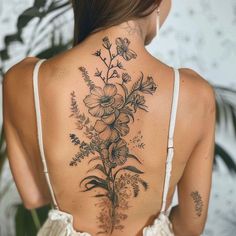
[99,55,109,68]
[106,48,118,83]
[98,75,106,83]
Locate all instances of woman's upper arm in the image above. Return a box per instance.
[176,77,216,233]
[3,62,50,209]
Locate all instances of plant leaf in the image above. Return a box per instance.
[121,166,144,174]
[215,143,236,174]
[131,72,143,92]
[118,83,129,98]
[88,156,100,164]
[138,178,148,190]
[80,176,109,191]
[127,154,142,164]
[94,194,107,198]
[87,164,106,175]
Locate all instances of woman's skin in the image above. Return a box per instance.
[3,0,216,235]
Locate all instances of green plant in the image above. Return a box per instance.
[214,86,236,173]
[15,204,51,236]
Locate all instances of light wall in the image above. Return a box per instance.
[0,0,236,235]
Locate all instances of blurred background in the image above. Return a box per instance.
[0,0,236,235]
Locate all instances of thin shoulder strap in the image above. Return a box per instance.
[160,68,180,213]
[32,59,59,209]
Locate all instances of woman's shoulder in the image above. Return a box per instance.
[3,56,46,93]
[3,57,41,118]
[3,56,40,86]
[178,67,216,114]
[179,68,215,97]
[4,56,40,71]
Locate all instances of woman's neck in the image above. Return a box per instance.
[77,20,150,57]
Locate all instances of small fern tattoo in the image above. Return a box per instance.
[191,191,203,217]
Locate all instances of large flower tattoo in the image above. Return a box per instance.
[83,84,124,117]
[94,112,130,141]
[115,37,137,61]
[69,36,156,234]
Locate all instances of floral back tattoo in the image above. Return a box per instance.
[69,36,157,234]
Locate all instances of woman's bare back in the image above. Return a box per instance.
[3,32,215,236]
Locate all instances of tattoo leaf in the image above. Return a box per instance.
[137,105,149,112]
[79,66,95,90]
[70,148,92,166]
[69,133,80,145]
[138,178,148,190]
[88,156,100,164]
[87,164,106,175]
[127,154,142,164]
[80,176,109,192]
[69,91,80,118]
[94,194,107,198]
[121,166,144,174]
[131,72,143,92]
[118,83,129,98]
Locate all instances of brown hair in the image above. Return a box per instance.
[72,0,162,46]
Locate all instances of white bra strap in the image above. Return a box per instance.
[33,59,59,209]
[160,68,180,213]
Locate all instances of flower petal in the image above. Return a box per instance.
[103,106,115,116]
[108,143,116,154]
[83,95,100,108]
[123,50,137,61]
[89,106,104,117]
[116,139,127,149]
[99,127,112,140]
[115,123,129,137]
[113,94,124,108]
[115,37,123,47]
[91,86,104,97]
[118,146,129,156]
[124,38,130,47]
[118,113,130,123]
[94,120,107,133]
[109,129,119,142]
[102,113,116,124]
[116,156,127,165]
[103,84,117,97]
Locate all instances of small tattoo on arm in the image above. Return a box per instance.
[190,191,203,217]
